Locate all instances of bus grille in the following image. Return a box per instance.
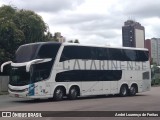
[8,87,26,92]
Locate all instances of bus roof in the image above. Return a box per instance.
[19,42,148,51]
[19,42,61,47]
[62,43,148,51]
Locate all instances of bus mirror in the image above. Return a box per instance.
[1,61,12,73]
[26,59,43,72]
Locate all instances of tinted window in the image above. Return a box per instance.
[60,46,91,61]
[60,46,109,61]
[97,48,109,60]
[55,70,122,82]
[143,71,150,80]
[108,48,125,61]
[31,61,53,82]
[15,43,61,63]
[60,46,148,62]
[37,43,61,59]
[15,44,39,63]
[124,49,137,61]
[10,66,30,86]
[137,51,149,61]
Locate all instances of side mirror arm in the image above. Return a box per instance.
[1,61,12,72]
[26,59,43,72]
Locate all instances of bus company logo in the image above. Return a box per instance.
[2,112,11,117]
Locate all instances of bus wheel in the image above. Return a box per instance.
[68,87,78,100]
[129,85,137,96]
[53,87,64,101]
[119,85,128,97]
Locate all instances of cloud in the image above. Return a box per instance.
[1,0,160,46]
[1,0,84,13]
[142,18,160,38]
[47,11,124,46]
[52,13,106,25]
[122,0,160,18]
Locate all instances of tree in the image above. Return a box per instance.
[0,5,54,66]
[0,5,24,65]
[68,40,73,43]
[68,39,80,43]
[44,31,55,41]
[15,9,47,43]
[74,39,79,43]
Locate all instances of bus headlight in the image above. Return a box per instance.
[24,88,28,92]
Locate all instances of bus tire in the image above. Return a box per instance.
[68,87,78,100]
[53,87,64,101]
[119,85,128,97]
[129,85,137,96]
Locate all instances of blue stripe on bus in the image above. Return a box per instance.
[29,84,35,96]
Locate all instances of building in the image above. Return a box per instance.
[122,20,145,48]
[145,38,160,65]
[54,32,66,43]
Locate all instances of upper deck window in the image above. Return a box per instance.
[37,44,61,59]
[60,45,149,62]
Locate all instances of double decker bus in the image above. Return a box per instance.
[1,42,151,100]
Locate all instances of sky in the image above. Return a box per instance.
[0,0,160,46]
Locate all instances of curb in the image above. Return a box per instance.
[0,92,8,95]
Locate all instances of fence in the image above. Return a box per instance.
[0,76,9,93]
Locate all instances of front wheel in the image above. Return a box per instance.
[68,87,78,100]
[119,85,128,97]
[53,87,64,101]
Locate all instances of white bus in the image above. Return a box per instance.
[1,42,151,100]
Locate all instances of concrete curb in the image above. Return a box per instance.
[0,92,8,95]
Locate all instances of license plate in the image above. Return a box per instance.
[15,94,19,97]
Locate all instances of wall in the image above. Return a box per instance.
[0,76,9,93]
[135,29,145,48]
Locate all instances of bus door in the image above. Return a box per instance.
[142,71,151,91]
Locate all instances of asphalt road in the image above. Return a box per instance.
[0,87,160,120]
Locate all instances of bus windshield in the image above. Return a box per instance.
[10,58,57,86]
[15,43,61,63]
[9,64,50,86]
[10,66,30,86]
[15,44,40,63]
[10,43,61,86]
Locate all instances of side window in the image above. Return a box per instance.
[79,47,91,59]
[55,70,122,82]
[60,46,79,61]
[60,46,92,61]
[95,48,109,60]
[108,48,124,61]
[137,51,149,61]
[124,49,137,61]
[37,44,60,59]
[60,46,74,62]
[143,71,150,80]
[31,61,53,82]
[60,46,149,62]
[90,47,98,59]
